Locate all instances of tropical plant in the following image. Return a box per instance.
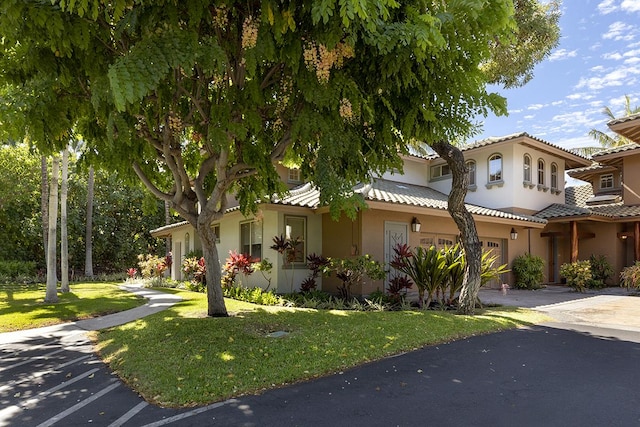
[589,254,613,288]
[443,245,465,304]
[330,255,385,300]
[302,253,331,293]
[480,250,510,287]
[512,253,545,289]
[391,244,451,308]
[560,260,593,293]
[620,261,640,290]
[182,256,207,291]
[221,251,258,289]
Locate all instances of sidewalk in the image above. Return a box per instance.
[0,284,182,345]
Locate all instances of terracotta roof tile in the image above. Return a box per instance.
[277,179,547,224]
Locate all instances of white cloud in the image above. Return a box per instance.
[566,92,596,101]
[524,115,536,120]
[590,65,606,72]
[603,21,635,41]
[548,48,578,61]
[621,0,640,12]
[575,65,640,90]
[528,104,545,110]
[598,0,617,14]
[603,52,623,60]
[508,108,523,114]
[551,100,564,106]
[625,57,640,64]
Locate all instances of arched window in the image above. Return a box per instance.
[488,154,502,183]
[551,163,558,190]
[523,154,532,183]
[465,160,476,187]
[537,158,545,186]
[184,233,190,254]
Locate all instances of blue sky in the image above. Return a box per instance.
[476,0,640,150]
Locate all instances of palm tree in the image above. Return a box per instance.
[575,96,640,157]
[60,148,70,292]
[45,156,59,303]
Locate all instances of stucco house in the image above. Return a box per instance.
[157,125,640,295]
[535,112,640,284]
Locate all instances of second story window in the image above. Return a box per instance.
[488,154,502,183]
[466,160,476,188]
[600,173,614,190]
[523,154,532,183]
[288,168,301,184]
[551,163,558,191]
[430,163,451,180]
[537,159,545,186]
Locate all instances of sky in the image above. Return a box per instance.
[475,0,640,151]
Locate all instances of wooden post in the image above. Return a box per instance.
[635,222,640,262]
[570,221,578,263]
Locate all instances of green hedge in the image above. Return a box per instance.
[0,260,37,279]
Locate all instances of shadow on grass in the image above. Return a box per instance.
[95,294,541,407]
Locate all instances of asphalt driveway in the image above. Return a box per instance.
[2,286,640,426]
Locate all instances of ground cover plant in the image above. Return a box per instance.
[94,288,549,407]
[0,282,145,332]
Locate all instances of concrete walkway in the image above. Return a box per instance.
[0,284,182,345]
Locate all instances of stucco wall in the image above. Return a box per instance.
[623,155,640,205]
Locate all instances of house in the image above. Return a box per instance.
[536,112,640,284]
[155,128,634,295]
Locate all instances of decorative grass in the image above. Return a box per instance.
[95,289,550,407]
[0,282,145,332]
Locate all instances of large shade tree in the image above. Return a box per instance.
[1,0,556,315]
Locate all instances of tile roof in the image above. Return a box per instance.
[566,162,610,176]
[564,185,594,207]
[460,132,590,161]
[276,179,547,224]
[608,112,640,126]
[535,185,640,221]
[592,143,640,158]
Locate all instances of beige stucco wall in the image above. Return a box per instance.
[623,155,640,205]
[320,207,539,295]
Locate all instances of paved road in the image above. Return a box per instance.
[2,286,640,426]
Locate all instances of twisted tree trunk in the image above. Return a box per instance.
[431,140,482,315]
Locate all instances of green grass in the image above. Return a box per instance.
[95,289,550,407]
[0,282,146,332]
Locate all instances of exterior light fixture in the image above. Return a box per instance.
[510,228,518,240]
[411,217,422,233]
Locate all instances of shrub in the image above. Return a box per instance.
[330,255,385,300]
[589,254,613,288]
[560,260,592,292]
[182,256,206,291]
[223,285,283,306]
[620,261,640,290]
[221,251,258,288]
[512,253,545,290]
[137,254,167,279]
[0,261,37,280]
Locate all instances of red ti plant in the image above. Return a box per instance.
[126,268,137,279]
[222,250,258,288]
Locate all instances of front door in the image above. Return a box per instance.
[384,221,408,290]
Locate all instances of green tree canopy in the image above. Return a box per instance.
[0,0,552,315]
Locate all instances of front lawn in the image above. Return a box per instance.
[0,282,146,332]
[95,288,550,407]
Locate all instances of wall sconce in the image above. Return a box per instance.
[510,228,518,240]
[411,217,422,233]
